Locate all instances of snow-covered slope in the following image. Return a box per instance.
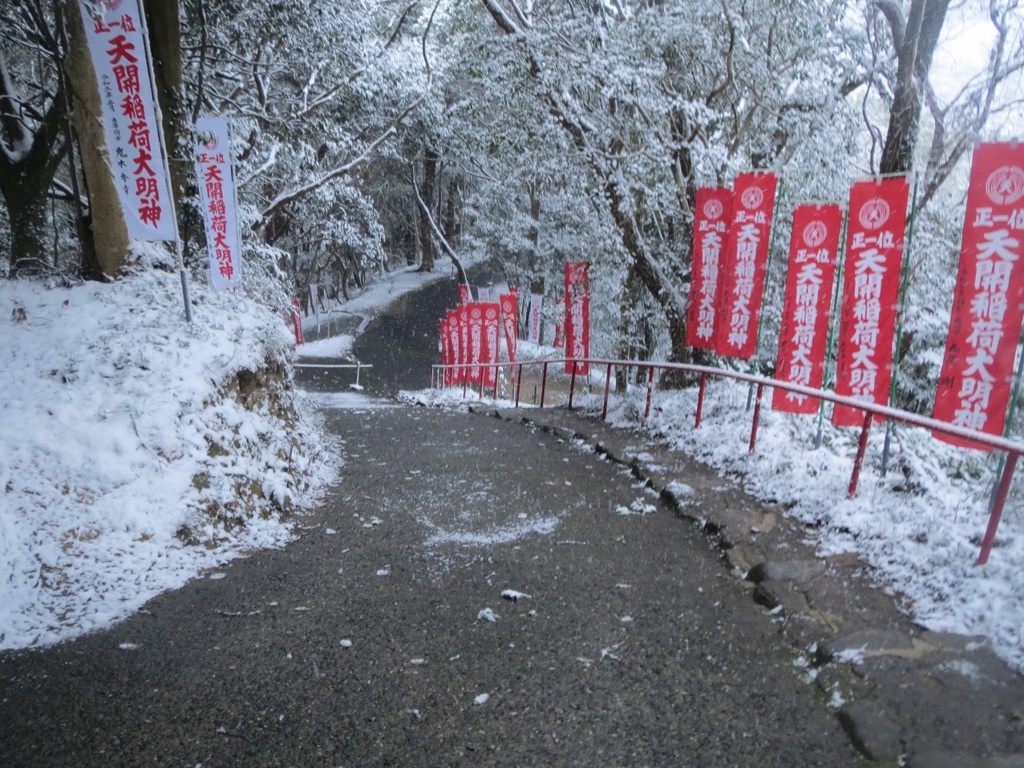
[1,266,334,649]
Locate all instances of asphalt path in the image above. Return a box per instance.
[0,269,859,766]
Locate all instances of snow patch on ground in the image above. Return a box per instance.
[0,266,335,650]
[420,515,561,547]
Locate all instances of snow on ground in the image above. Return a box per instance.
[0,261,334,650]
[0,255,482,650]
[420,369,1024,673]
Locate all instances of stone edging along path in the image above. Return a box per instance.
[462,402,1024,768]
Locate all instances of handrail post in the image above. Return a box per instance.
[644,366,655,419]
[569,363,578,409]
[540,362,548,408]
[749,382,764,454]
[515,363,524,408]
[695,372,707,428]
[462,369,468,398]
[494,365,500,401]
[602,363,613,420]
[479,375,485,399]
[848,411,873,497]
[977,452,1019,565]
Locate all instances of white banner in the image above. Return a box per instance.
[79,0,176,241]
[528,293,543,344]
[195,117,241,291]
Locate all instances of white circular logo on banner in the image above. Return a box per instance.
[858,198,890,230]
[470,306,482,319]
[740,187,764,210]
[802,221,828,248]
[986,166,1024,206]
[486,307,498,320]
[703,199,724,220]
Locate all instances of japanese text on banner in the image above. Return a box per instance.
[78,0,176,241]
[687,188,733,349]
[194,117,241,291]
[482,303,500,388]
[564,263,590,375]
[933,144,1024,448]
[714,173,777,359]
[832,177,910,427]
[500,294,518,364]
[772,204,843,414]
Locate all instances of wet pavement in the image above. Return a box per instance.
[0,397,857,766]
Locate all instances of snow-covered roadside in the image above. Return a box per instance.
[0,266,335,650]
[418,374,1024,673]
[0,257,486,650]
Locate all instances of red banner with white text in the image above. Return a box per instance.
[447,310,461,384]
[482,302,500,388]
[500,293,518,363]
[687,187,733,349]
[714,172,777,359]
[772,204,843,414]
[467,303,484,384]
[832,177,910,427]
[933,143,1024,448]
[565,262,590,374]
[440,318,450,386]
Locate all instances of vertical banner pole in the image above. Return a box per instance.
[696,371,707,428]
[978,453,1019,565]
[988,346,1024,511]
[747,178,784,411]
[881,175,920,475]
[816,212,849,449]
[602,363,613,420]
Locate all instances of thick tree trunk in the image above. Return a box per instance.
[879,0,950,174]
[63,0,130,276]
[0,48,68,271]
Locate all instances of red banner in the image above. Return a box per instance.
[565,262,590,374]
[714,172,777,359]
[500,294,518,363]
[459,304,470,384]
[459,284,470,305]
[447,310,461,384]
[440,318,450,386]
[290,299,304,345]
[467,303,484,384]
[482,302,500,388]
[832,177,910,427]
[687,187,733,348]
[933,143,1024,448]
[772,204,843,413]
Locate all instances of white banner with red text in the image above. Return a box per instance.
[79,0,176,241]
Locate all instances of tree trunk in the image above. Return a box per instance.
[0,48,68,271]
[879,0,950,174]
[416,148,438,272]
[63,0,130,276]
[143,0,193,253]
[527,180,542,274]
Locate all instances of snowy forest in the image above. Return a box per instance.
[3,0,1024,667]
[2,0,1021,390]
